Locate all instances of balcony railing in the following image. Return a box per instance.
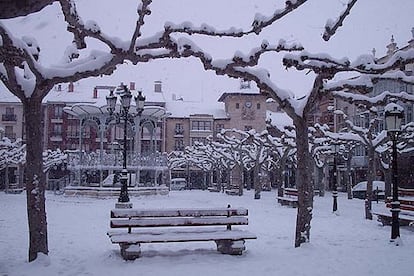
[174,128,184,135]
[2,114,17,121]
[66,151,168,169]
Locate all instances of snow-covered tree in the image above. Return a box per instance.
[266,120,297,197]
[2,0,413,259]
[43,148,67,173]
[333,91,414,218]
[0,137,26,191]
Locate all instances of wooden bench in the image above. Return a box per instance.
[373,188,414,226]
[107,205,257,260]
[276,188,298,208]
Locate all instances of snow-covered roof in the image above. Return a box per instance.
[0,89,21,103]
[64,103,167,120]
[166,100,228,119]
[217,86,261,102]
[43,82,166,105]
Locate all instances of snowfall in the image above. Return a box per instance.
[0,190,412,276]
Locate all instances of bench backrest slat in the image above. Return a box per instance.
[111,208,248,218]
[111,216,248,228]
[398,188,414,197]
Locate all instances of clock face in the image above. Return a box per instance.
[245,101,252,108]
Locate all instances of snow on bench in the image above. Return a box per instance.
[276,188,298,208]
[372,188,414,226]
[107,205,257,260]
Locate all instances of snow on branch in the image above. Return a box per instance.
[164,0,308,37]
[0,137,26,170]
[322,0,358,41]
[43,149,67,172]
[334,91,414,107]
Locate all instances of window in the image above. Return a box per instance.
[53,124,62,136]
[5,107,14,115]
[191,121,212,131]
[2,107,16,121]
[216,123,224,134]
[67,125,80,138]
[236,103,240,109]
[54,106,63,119]
[174,139,184,151]
[175,123,184,134]
[257,103,261,109]
[4,126,15,139]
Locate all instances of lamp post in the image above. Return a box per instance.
[385,102,404,244]
[332,144,338,213]
[107,84,145,206]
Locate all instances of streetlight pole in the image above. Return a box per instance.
[107,84,145,207]
[385,102,404,244]
[332,144,338,213]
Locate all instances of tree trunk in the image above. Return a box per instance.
[346,154,353,199]
[236,164,244,196]
[317,165,325,197]
[364,148,375,220]
[278,157,287,197]
[5,165,9,192]
[384,167,392,198]
[293,117,313,247]
[276,165,284,197]
[23,97,48,262]
[253,165,261,199]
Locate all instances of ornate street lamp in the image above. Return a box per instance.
[332,144,338,213]
[385,102,404,244]
[107,84,145,206]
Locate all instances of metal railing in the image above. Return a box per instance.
[66,151,168,169]
[2,114,17,121]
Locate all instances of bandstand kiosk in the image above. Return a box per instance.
[63,87,170,197]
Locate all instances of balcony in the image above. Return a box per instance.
[51,117,63,123]
[2,114,17,122]
[50,132,63,142]
[174,128,184,137]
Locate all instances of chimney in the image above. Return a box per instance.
[130,82,135,91]
[386,35,398,55]
[68,82,74,92]
[240,79,251,90]
[154,81,162,93]
[93,87,98,98]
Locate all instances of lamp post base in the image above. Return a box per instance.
[332,191,338,213]
[115,202,133,209]
[389,237,402,246]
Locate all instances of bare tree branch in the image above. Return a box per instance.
[322,0,358,41]
[0,0,56,19]
[164,0,308,37]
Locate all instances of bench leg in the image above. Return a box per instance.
[119,243,141,260]
[215,240,245,255]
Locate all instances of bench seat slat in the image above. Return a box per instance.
[111,216,248,228]
[276,196,298,202]
[372,210,414,221]
[108,228,257,244]
[111,208,248,218]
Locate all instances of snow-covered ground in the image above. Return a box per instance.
[0,190,412,276]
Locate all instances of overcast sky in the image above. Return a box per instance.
[2,0,414,102]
